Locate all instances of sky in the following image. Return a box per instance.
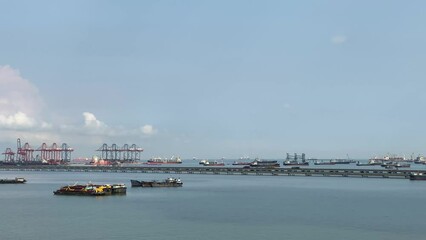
[0,0,426,160]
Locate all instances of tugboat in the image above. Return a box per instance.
[111,184,127,194]
[0,177,26,184]
[53,183,127,196]
[131,177,183,187]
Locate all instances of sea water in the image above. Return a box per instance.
[0,170,425,240]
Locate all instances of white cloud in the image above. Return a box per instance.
[83,112,107,129]
[0,65,49,131]
[0,112,36,129]
[81,112,156,137]
[0,65,157,156]
[141,124,157,135]
[0,65,44,117]
[331,35,347,45]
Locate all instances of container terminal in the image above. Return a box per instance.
[2,139,426,180]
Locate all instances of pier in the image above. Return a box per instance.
[0,165,424,179]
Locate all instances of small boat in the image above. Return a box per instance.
[368,159,383,165]
[395,162,411,168]
[414,156,426,164]
[131,178,183,187]
[356,161,371,166]
[409,172,426,180]
[381,162,395,167]
[0,177,26,184]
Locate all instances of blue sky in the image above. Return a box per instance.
[1,0,425,159]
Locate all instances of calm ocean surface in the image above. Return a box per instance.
[1,167,426,240]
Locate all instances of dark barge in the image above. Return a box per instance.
[409,172,426,180]
[0,177,26,184]
[131,177,183,187]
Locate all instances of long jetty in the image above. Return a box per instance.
[0,165,424,179]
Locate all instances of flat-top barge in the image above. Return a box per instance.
[131,177,183,187]
[0,177,26,184]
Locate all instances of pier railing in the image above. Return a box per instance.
[1,165,424,179]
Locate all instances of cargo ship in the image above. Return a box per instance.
[248,159,280,168]
[330,159,355,164]
[53,183,127,196]
[203,161,225,166]
[131,177,183,187]
[284,153,309,166]
[283,160,309,166]
[232,161,252,166]
[314,161,336,165]
[0,177,26,184]
[147,156,182,164]
[381,162,411,168]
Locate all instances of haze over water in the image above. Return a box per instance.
[1,171,425,240]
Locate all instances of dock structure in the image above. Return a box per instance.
[96,143,143,163]
[2,138,73,165]
[0,165,424,179]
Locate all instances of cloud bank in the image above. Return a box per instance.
[0,65,45,130]
[0,112,36,129]
[0,65,44,117]
[0,65,157,147]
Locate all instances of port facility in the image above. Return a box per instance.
[0,165,424,179]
